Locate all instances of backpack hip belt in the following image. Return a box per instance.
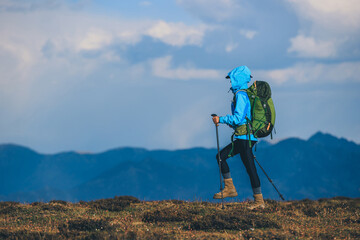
[235,124,251,136]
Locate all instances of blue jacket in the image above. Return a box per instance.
[219,66,257,141]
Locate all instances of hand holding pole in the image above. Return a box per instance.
[211,114,220,126]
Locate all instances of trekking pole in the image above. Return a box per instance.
[254,155,285,200]
[211,114,225,209]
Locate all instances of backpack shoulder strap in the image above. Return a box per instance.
[233,89,247,102]
[234,89,247,95]
[233,89,250,104]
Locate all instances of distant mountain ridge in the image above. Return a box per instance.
[1,132,359,202]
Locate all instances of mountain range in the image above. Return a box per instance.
[1,132,359,203]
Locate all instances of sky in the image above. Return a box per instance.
[0,0,359,153]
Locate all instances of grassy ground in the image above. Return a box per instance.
[0,196,359,239]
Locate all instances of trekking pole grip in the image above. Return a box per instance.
[211,114,219,127]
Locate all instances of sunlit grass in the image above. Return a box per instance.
[0,196,359,239]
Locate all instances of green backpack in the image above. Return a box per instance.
[234,80,276,139]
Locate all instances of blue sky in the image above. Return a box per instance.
[0,0,359,153]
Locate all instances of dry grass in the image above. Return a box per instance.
[0,196,359,239]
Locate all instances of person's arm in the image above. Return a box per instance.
[219,92,248,126]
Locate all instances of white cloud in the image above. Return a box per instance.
[146,20,206,47]
[0,40,33,69]
[285,0,360,59]
[225,42,238,53]
[0,6,215,124]
[288,35,337,58]
[176,0,244,22]
[255,61,360,85]
[0,9,209,86]
[150,55,221,80]
[78,29,113,51]
[286,0,360,30]
[240,29,257,40]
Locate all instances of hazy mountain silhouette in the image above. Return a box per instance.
[1,132,359,202]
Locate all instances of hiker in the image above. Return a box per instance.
[212,65,265,210]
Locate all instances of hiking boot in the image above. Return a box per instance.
[247,193,265,210]
[213,178,238,199]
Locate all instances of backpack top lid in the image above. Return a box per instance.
[251,81,272,101]
[226,66,252,94]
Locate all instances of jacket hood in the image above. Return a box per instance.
[227,66,252,93]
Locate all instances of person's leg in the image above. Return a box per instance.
[215,142,234,179]
[237,140,265,209]
[237,140,261,194]
[215,140,244,178]
[213,141,240,199]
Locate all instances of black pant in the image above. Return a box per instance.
[216,139,260,189]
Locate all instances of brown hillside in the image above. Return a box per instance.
[0,196,359,239]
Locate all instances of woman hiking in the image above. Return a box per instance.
[212,65,265,210]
